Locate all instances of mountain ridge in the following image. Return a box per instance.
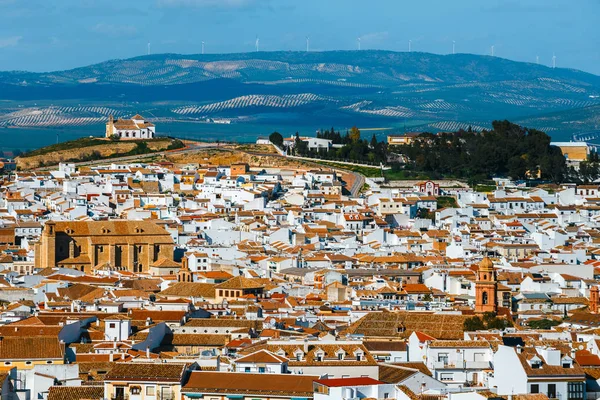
[2,50,599,87]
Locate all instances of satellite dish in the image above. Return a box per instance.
[269,318,276,325]
[579,344,584,350]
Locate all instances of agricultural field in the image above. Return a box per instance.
[1,50,600,149]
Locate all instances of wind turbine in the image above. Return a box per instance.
[357,37,361,51]
[536,55,539,65]
[552,53,556,69]
[255,36,260,52]
[452,40,455,55]
[147,42,151,55]
[491,45,495,57]
[306,36,310,52]
[202,41,205,55]
[408,40,412,53]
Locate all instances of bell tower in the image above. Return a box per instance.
[591,286,599,314]
[178,256,193,283]
[475,256,497,313]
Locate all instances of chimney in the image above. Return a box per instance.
[146,346,150,358]
[109,353,114,362]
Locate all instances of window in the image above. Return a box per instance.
[531,384,539,394]
[548,384,556,399]
[438,353,449,365]
[338,353,343,360]
[146,386,156,396]
[130,386,141,395]
[244,367,251,372]
[258,367,265,373]
[109,323,116,329]
[440,373,453,381]
[568,382,584,400]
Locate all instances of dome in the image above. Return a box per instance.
[479,256,494,271]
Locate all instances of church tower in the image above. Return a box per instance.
[591,286,599,314]
[178,256,193,283]
[475,256,497,313]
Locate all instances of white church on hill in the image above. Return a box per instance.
[105,114,156,140]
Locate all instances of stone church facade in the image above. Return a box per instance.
[35,220,175,273]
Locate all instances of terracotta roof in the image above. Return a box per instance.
[378,365,418,383]
[235,349,288,364]
[105,362,189,382]
[48,386,104,400]
[315,377,384,387]
[183,371,316,396]
[215,276,264,290]
[160,282,215,298]
[344,312,468,340]
[0,336,64,360]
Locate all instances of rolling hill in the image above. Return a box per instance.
[1,50,599,147]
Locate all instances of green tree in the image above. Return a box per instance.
[349,126,361,143]
[269,131,284,148]
[463,316,485,331]
[528,319,561,330]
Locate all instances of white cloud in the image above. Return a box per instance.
[0,36,22,48]
[91,23,138,37]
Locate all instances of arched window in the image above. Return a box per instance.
[482,291,488,305]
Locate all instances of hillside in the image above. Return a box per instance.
[1,50,599,143]
[16,137,184,169]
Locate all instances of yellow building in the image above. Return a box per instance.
[35,220,175,273]
[214,276,265,303]
[104,363,195,400]
[387,132,421,146]
[552,141,589,162]
[0,336,64,371]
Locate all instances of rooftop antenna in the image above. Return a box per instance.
[255,35,259,52]
[147,42,151,56]
[357,37,361,51]
[536,55,539,65]
[306,36,310,52]
[408,39,412,53]
[552,53,556,69]
[491,45,494,57]
[202,41,205,55]
[452,40,456,55]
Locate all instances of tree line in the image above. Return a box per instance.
[270,120,597,184]
[270,127,388,165]
[394,120,568,183]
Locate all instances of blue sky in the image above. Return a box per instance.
[0,0,598,74]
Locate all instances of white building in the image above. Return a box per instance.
[313,377,396,400]
[494,345,585,399]
[106,114,156,140]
